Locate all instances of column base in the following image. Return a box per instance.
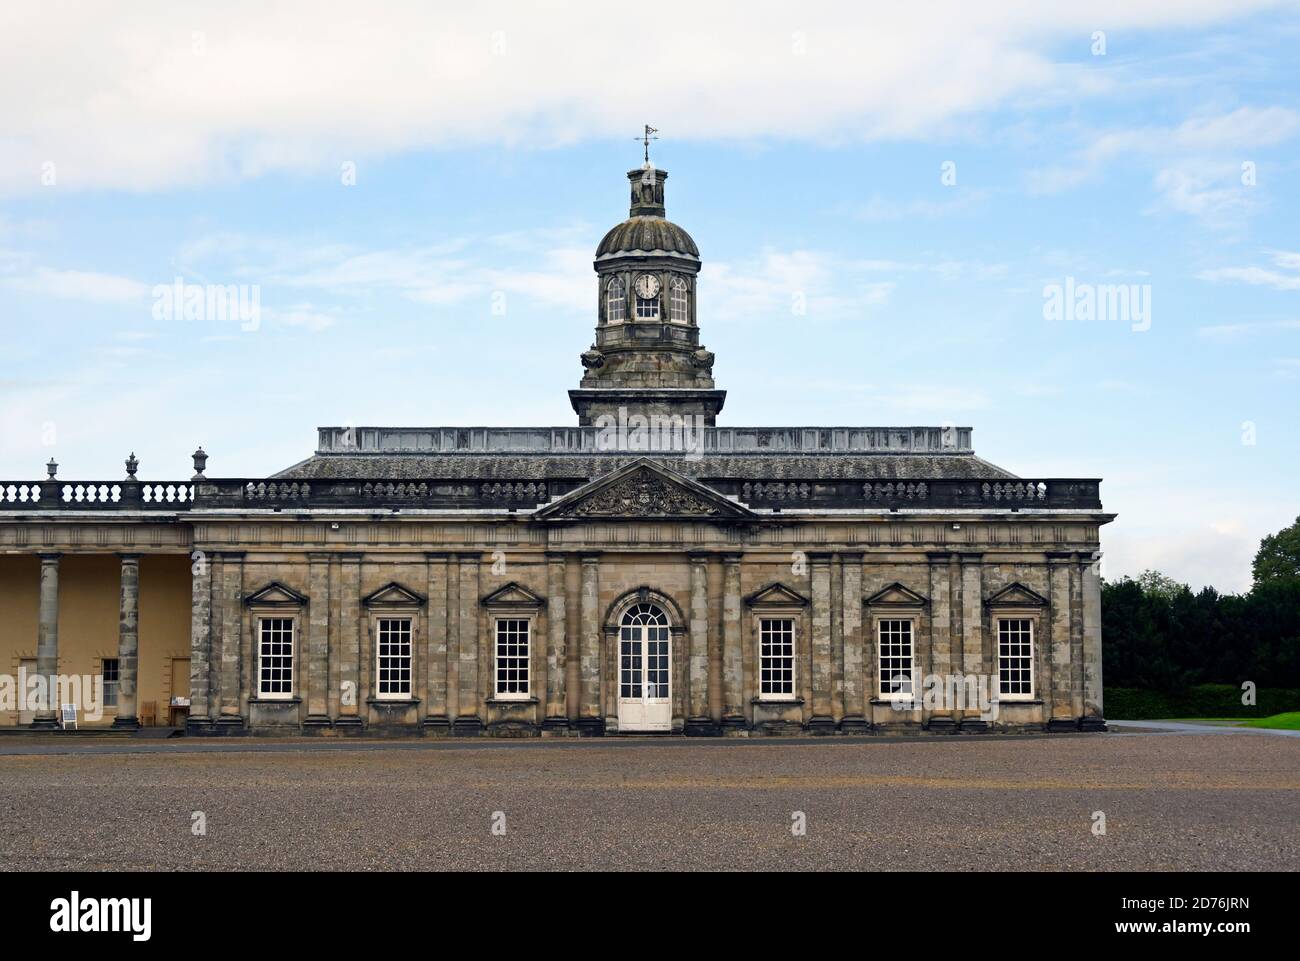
[958,717,989,734]
[302,715,333,732]
[185,715,215,736]
[720,714,747,736]
[110,716,140,731]
[422,715,452,736]
[1079,716,1108,733]
[541,716,572,735]
[684,716,721,737]
[214,715,246,734]
[838,715,870,734]
[805,715,837,735]
[30,716,60,731]
[1046,717,1080,733]
[333,716,364,734]
[451,716,484,736]
[572,716,605,737]
[926,715,958,734]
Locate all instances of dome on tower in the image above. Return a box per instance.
[595,217,699,260]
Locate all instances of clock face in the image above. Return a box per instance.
[635,274,660,299]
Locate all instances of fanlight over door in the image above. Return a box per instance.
[617,603,671,732]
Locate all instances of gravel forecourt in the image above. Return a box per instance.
[0,731,1295,871]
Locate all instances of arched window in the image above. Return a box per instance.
[669,275,689,323]
[620,603,669,700]
[606,277,626,323]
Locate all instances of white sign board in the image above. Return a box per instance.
[60,703,77,730]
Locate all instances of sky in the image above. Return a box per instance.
[1,1,1298,593]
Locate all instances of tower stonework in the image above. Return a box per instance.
[570,165,726,426]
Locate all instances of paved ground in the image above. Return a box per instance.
[0,731,1296,871]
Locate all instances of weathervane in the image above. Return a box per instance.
[634,124,659,164]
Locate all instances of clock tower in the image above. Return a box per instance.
[569,160,726,426]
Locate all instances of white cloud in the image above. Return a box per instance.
[1198,251,1300,290]
[0,1,1285,194]
[1,266,150,302]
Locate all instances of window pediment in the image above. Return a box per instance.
[984,582,1048,609]
[480,581,546,611]
[362,582,427,609]
[244,581,308,609]
[864,583,929,609]
[745,582,809,608]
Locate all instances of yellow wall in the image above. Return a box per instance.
[0,554,191,727]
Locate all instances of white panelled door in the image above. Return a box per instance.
[617,603,671,732]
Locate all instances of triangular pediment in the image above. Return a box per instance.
[480,581,546,610]
[536,458,756,521]
[362,581,427,609]
[864,583,929,608]
[745,582,810,608]
[984,582,1048,609]
[244,581,309,608]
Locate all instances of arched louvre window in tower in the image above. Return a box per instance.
[669,275,689,323]
[606,277,626,322]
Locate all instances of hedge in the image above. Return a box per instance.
[1106,684,1300,720]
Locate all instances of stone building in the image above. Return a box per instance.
[0,161,1113,735]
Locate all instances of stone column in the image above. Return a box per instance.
[807,553,835,733]
[110,554,141,729]
[575,554,603,735]
[216,552,244,730]
[304,553,331,729]
[542,553,569,733]
[336,554,363,730]
[1047,552,1076,731]
[423,553,450,734]
[721,553,745,733]
[685,552,716,735]
[957,553,985,730]
[32,553,61,729]
[453,552,482,735]
[840,552,867,732]
[187,549,212,732]
[925,552,955,732]
[1080,557,1105,730]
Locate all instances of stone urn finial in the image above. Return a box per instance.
[125,452,139,478]
[46,458,57,479]
[192,446,208,478]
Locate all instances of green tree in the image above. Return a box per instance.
[1253,515,1300,585]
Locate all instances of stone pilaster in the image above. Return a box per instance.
[32,553,60,729]
[575,554,603,735]
[685,552,717,735]
[840,552,867,732]
[110,553,140,729]
[721,553,745,733]
[807,553,835,733]
[304,553,331,729]
[1080,557,1106,730]
[925,552,956,732]
[1046,552,1076,732]
[542,553,569,733]
[187,549,213,731]
[453,552,482,735]
[335,554,364,730]
[216,552,244,730]
[957,553,985,732]
[423,553,451,734]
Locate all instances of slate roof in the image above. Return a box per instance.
[274,451,1018,482]
[596,217,699,259]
